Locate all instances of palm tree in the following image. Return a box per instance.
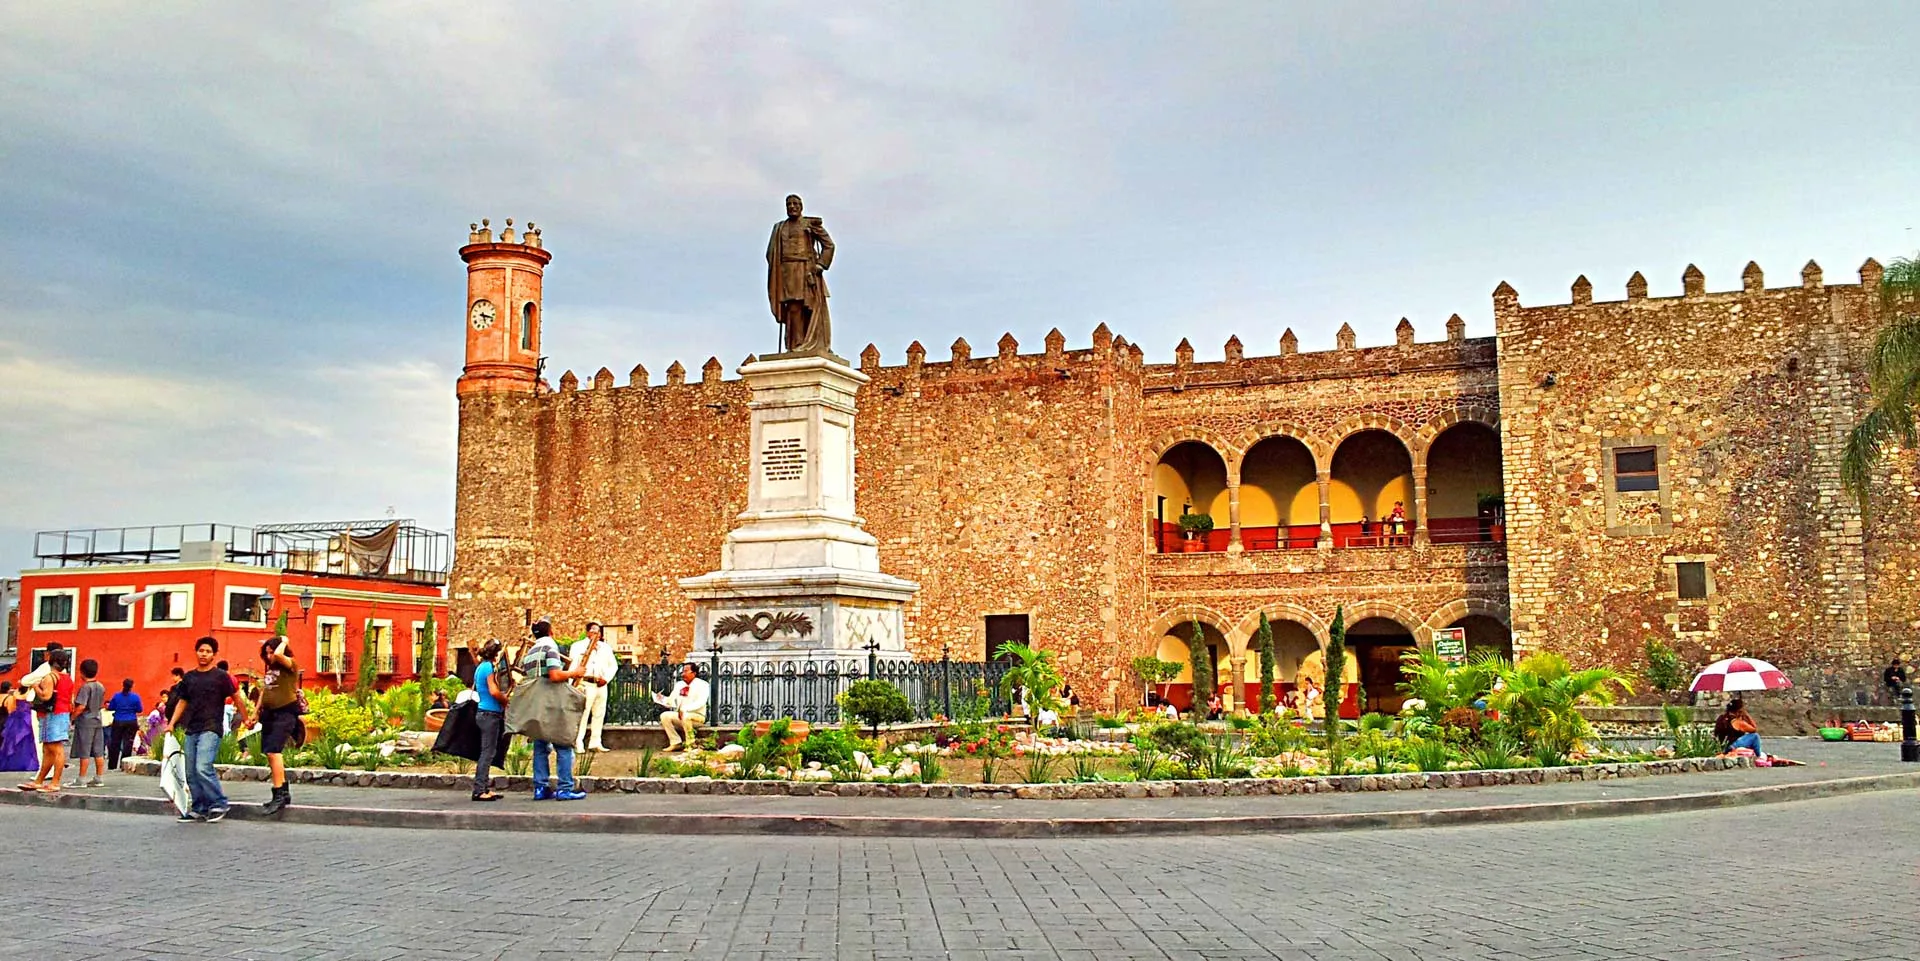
[993,642,1063,724]
[1488,652,1633,758]
[1396,647,1504,720]
[1843,254,1920,511]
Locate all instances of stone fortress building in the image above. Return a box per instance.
[450,217,1918,713]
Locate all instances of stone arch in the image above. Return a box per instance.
[1421,597,1511,636]
[1147,427,1240,468]
[1411,406,1500,475]
[1149,436,1233,552]
[1229,603,1331,652]
[1230,420,1329,473]
[1326,423,1416,534]
[1335,599,1428,644]
[1144,604,1238,655]
[1324,412,1417,455]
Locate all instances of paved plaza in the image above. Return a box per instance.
[0,789,1914,961]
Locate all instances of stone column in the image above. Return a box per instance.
[1412,467,1430,548]
[1226,481,1244,553]
[1316,470,1333,549]
[1228,655,1247,713]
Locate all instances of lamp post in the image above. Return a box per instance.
[1901,686,1917,763]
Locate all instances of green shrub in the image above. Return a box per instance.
[1645,639,1687,695]
[1407,737,1453,772]
[1127,735,1165,780]
[799,728,858,769]
[504,739,532,776]
[915,753,944,783]
[1147,722,1209,778]
[1068,753,1102,782]
[1248,715,1308,757]
[733,719,796,779]
[1663,705,1721,758]
[839,680,913,735]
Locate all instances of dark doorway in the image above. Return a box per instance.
[1346,617,1416,714]
[985,614,1030,663]
[453,646,477,686]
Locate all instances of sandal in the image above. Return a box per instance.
[17,783,40,792]
[471,792,501,802]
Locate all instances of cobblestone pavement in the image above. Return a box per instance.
[1,790,1916,961]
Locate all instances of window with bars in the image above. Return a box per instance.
[148,590,188,623]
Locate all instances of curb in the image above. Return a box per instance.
[4,771,1915,838]
[117,754,1756,801]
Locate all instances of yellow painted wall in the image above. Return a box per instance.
[1241,439,1316,527]
[1425,425,1504,519]
[1153,443,1227,523]
[1156,635,1192,683]
[1328,431,1413,523]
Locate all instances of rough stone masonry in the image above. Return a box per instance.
[449,219,1917,711]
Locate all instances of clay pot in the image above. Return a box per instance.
[751,719,811,745]
[1181,537,1206,553]
[424,708,448,732]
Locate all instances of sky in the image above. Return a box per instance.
[1,1,1916,578]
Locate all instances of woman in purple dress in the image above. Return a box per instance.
[0,682,39,773]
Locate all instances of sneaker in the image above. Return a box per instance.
[87,779,103,788]
[553,790,587,801]
[205,806,229,823]
[532,786,553,801]
[177,811,204,823]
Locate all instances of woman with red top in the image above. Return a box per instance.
[20,650,73,793]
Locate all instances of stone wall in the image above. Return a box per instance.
[1495,261,1914,704]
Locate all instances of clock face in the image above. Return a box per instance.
[470,300,496,330]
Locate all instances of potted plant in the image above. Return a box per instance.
[1177,511,1214,552]
[1476,492,1506,542]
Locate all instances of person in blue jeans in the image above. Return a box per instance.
[1713,697,1763,757]
[168,637,249,822]
[519,621,588,801]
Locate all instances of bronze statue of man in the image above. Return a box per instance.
[766,194,834,355]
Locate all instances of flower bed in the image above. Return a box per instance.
[122,754,1753,800]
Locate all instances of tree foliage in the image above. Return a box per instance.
[1324,605,1347,746]
[1187,619,1214,712]
[1643,638,1687,694]
[839,679,913,736]
[994,641,1064,722]
[1843,254,1920,512]
[354,618,379,705]
[1487,652,1635,757]
[1254,613,1276,713]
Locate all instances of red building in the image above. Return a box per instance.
[6,520,450,705]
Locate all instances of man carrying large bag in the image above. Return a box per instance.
[503,620,592,801]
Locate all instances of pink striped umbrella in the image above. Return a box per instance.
[1690,657,1793,692]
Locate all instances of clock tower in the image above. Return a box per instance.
[450,218,551,652]
[458,218,551,395]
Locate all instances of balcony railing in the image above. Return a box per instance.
[1156,517,1506,553]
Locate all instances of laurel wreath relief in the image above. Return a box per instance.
[712,610,816,641]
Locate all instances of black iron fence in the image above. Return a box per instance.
[605,651,1011,726]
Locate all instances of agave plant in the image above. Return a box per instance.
[1488,652,1634,757]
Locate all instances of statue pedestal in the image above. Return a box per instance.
[680,354,918,668]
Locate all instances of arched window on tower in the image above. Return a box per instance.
[520,302,537,351]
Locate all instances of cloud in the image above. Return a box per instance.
[0,0,1916,574]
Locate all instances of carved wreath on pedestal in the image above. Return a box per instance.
[713,611,815,641]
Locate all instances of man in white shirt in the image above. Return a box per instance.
[655,663,710,752]
[569,622,619,752]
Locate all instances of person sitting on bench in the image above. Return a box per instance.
[654,663,710,752]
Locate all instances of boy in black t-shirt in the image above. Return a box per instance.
[168,637,249,822]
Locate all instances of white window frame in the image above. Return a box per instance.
[31,588,79,631]
[143,583,194,627]
[410,620,428,676]
[368,618,395,674]
[315,616,347,674]
[87,584,138,630]
[29,646,79,675]
[221,586,271,629]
